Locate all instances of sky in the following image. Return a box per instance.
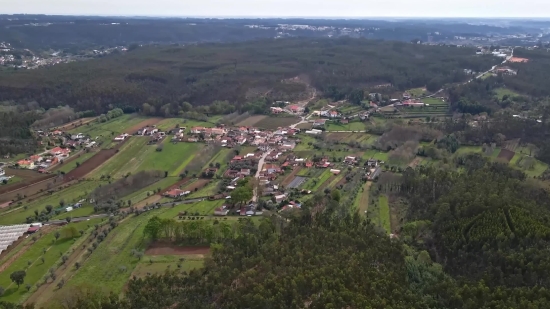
[3,0,550,18]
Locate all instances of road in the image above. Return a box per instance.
[252,151,270,202]
[46,197,208,225]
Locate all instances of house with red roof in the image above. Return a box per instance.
[288,105,303,114]
[17,160,34,169]
[50,147,71,156]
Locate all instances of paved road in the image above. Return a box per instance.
[253,151,270,202]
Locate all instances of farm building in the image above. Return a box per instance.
[214,206,229,216]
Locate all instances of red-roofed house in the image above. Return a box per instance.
[164,189,187,198]
[305,161,313,168]
[17,160,34,169]
[288,105,303,114]
[231,156,243,162]
[29,155,43,162]
[50,147,71,156]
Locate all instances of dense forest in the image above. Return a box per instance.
[0,16,536,50]
[0,38,499,116]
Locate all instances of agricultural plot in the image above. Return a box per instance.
[156,118,184,131]
[287,176,307,189]
[494,87,519,100]
[0,181,106,225]
[54,151,97,174]
[65,211,160,294]
[407,87,427,97]
[178,200,225,216]
[254,116,300,129]
[89,137,149,178]
[187,180,219,198]
[0,219,102,303]
[325,121,367,132]
[130,254,204,279]
[354,182,372,215]
[496,149,515,163]
[454,146,483,157]
[68,115,148,146]
[127,142,202,177]
[378,195,391,234]
[203,148,233,176]
[235,115,268,127]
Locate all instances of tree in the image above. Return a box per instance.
[10,270,26,288]
[230,186,253,206]
[45,205,53,213]
[66,216,72,223]
[143,216,163,240]
[54,231,61,242]
[25,283,31,292]
[331,189,341,202]
[0,286,4,296]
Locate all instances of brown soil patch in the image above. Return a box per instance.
[326,132,352,141]
[236,115,268,127]
[497,148,515,163]
[281,167,302,187]
[182,179,211,192]
[145,242,210,255]
[123,118,163,134]
[54,117,97,131]
[160,177,191,195]
[0,174,59,203]
[63,140,128,182]
[408,157,422,168]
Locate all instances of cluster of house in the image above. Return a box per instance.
[214,203,264,217]
[17,146,71,172]
[173,125,301,150]
[133,126,165,144]
[36,130,96,150]
[495,66,517,76]
[270,104,305,115]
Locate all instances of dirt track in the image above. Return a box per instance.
[145,243,210,255]
[123,118,163,134]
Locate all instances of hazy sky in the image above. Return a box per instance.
[3,0,550,18]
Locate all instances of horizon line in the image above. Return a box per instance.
[1,13,550,20]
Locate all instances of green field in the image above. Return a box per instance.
[494,88,519,100]
[407,87,427,97]
[66,211,159,293]
[372,152,389,161]
[188,180,220,198]
[0,219,103,303]
[454,146,483,157]
[131,255,204,278]
[379,195,391,234]
[68,114,148,147]
[509,153,522,165]
[0,181,105,225]
[325,121,367,132]
[129,141,202,177]
[178,200,226,216]
[156,118,184,131]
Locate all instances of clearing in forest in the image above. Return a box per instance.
[355,182,372,215]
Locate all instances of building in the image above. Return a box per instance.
[214,206,229,216]
[164,189,189,198]
[17,160,34,169]
[288,105,303,114]
[50,147,71,156]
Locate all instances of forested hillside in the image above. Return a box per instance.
[0,38,498,115]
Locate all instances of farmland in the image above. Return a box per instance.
[325,121,367,132]
[378,195,391,234]
[0,219,103,303]
[254,116,300,129]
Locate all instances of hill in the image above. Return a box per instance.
[0,38,499,116]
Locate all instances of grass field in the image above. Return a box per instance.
[494,88,519,100]
[373,152,389,161]
[0,181,106,225]
[126,141,202,177]
[179,200,226,216]
[156,118,184,131]
[203,148,232,176]
[509,153,522,166]
[131,254,204,278]
[188,180,220,198]
[407,87,427,97]
[91,138,201,178]
[454,146,483,157]
[68,115,148,147]
[325,121,367,132]
[354,182,372,215]
[379,195,391,234]
[305,169,332,191]
[0,219,103,303]
[65,211,159,294]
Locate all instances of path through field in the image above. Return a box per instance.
[357,182,372,215]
